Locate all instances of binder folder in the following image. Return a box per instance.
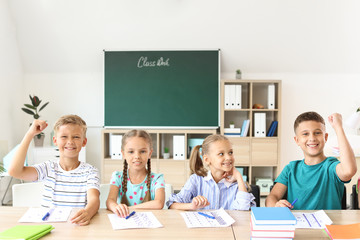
[254,113,266,137]
[268,84,275,109]
[224,85,231,110]
[235,85,242,109]
[173,135,185,160]
[229,85,236,109]
[110,134,122,159]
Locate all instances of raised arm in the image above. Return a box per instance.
[329,113,357,181]
[8,120,48,181]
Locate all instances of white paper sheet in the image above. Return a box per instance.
[181,208,235,228]
[19,207,72,223]
[293,210,333,229]
[107,212,163,230]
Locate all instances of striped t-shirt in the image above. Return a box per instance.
[33,159,100,208]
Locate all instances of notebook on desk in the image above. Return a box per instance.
[251,207,296,225]
[0,224,54,240]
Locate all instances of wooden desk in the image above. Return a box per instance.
[230,210,360,240]
[1,208,360,239]
[0,207,234,240]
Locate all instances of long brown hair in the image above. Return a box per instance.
[121,130,152,196]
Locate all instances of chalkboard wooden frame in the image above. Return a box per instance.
[104,50,220,128]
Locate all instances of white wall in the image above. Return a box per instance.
[5,0,360,177]
[0,0,24,204]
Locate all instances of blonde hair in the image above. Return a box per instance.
[189,134,229,177]
[53,115,87,137]
[189,134,251,192]
[121,129,153,196]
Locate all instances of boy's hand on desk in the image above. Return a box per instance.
[114,203,130,218]
[70,209,91,226]
[275,200,293,209]
[190,196,210,210]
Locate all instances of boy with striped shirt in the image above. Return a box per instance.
[9,115,100,226]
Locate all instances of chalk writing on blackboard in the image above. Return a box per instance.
[137,56,170,68]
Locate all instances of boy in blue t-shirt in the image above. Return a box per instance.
[266,112,357,210]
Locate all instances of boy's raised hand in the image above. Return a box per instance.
[328,113,343,130]
[27,119,48,137]
[190,195,210,210]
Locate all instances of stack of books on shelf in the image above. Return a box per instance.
[250,207,296,240]
[224,128,241,137]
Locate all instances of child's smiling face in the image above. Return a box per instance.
[294,120,328,160]
[53,124,87,160]
[122,136,152,171]
[204,140,234,176]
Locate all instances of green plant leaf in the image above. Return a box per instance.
[39,102,49,112]
[34,114,40,119]
[24,104,36,110]
[33,96,41,107]
[29,94,35,106]
[22,108,35,115]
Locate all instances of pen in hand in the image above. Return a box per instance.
[42,208,55,221]
[289,198,298,209]
[125,211,136,220]
[198,212,215,219]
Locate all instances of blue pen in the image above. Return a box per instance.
[197,212,215,219]
[42,208,55,221]
[125,211,136,220]
[290,198,298,208]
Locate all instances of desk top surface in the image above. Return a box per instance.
[0,207,359,240]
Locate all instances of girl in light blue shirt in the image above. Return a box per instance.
[167,134,255,210]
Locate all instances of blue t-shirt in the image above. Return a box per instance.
[275,157,347,210]
[110,171,165,206]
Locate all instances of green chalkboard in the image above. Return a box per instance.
[104,50,219,127]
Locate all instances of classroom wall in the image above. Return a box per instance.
[0,0,24,154]
[3,0,360,177]
[0,0,24,203]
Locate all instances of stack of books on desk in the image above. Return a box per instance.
[224,128,241,137]
[250,207,296,240]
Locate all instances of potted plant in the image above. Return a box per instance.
[236,69,242,79]
[21,95,49,147]
[163,147,170,159]
[229,121,235,128]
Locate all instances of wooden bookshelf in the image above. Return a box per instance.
[220,80,282,194]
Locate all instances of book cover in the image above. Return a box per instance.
[0,224,54,240]
[250,215,295,231]
[241,120,250,137]
[325,223,360,239]
[240,120,248,136]
[251,229,295,238]
[266,121,275,136]
[224,128,241,133]
[269,121,278,136]
[251,207,296,225]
